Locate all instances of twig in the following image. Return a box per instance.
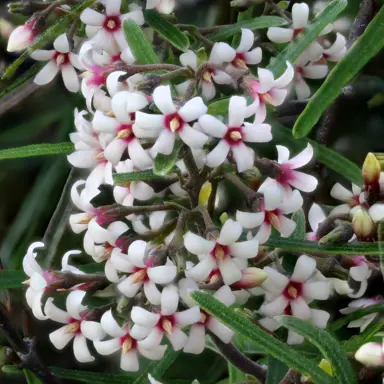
[183,147,203,207]
[210,333,267,383]
[138,217,178,241]
[280,368,300,384]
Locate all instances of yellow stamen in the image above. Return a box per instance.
[162,319,173,334]
[56,54,65,66]
[169,117,180,132]
[95,152,106,161]
[202,71,212,82]
[209,274,220,284]
[107,20,116,29]
[130,269,147,284]
[22,279,31,286]
[261,93,274,105]
[122,337,133,354]
[234,58,247,69]
[229,131,242,141]
[215,245,225,261]
[117,129,132,139]
[268,212,280,229]
[64,322,80,334]
[105,111,116,118]
[200,312,207,323]
[78,215,93,225]
[287,285,297,299]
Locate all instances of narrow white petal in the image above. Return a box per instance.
[130,324,153,340]
[286,144,314,169]
[151,130,175,156]
[153,85,176,115]
[274,62,294,88]
[134,113,164,132]
[228,238,259,259]
[186,257,216,282]
[232,144,254,173]
[179,123,208,149]
[130,180,154,201]
[144,280,162,305]
[148,265,177,284]
[80,8,105,26]
[184,232,215,255]
[54,34,70,53]
[259,317,281,331]
[257,68,275,93]
[287,331,304,345]
[49,326,75,350]
[127,140,153,170]
[308,203,326,232]
[45,298,70,324]
[217,219,242,245]
[179,50,197,69]
[198,115,227,138]
[291,255,317,282]
[214,285,236,306]
[127,240,147,267]
[262,268,289,293]
[237,28,254,53]
[228,96,246,127]
[277,216,296,237]
[94,338,121,355]
[242,123,272,143]
[138,344,167,360]
[131,306,160,328]
[267,27,294,44]
[260,296,288,317]
[30,50,54,61]
[166,328,188,351]
[61,64,79,93]
[174,306,201,327]
[219,257,242,285]
[178,278,198,307]
[209,42,236,64]
[81,321,106,341]
[255,222,272,244]
[34,61,59,85]
[178,97,207,122]
[302,281,330,301]
[161,286,179,315]
[139,328,163,349]
[295,77,311,101]
[110,249,135,273]
[330,183,353,202]
[244,48,262,65]
[100,309,126,338]
[183,324,206,354]
[290,297,311,320]
[73,334,95,362]
[117,275,142,297]
[120,350,139,372]
[303,65,328,79]
[106,0,122,15]
[290,171,318,192]
[236,211,265,229]
[207,318,234,343]
[311,309,330,329]
[292,3,309,29]
[66,290,86,320]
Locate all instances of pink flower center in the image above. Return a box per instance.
[265,209,281,229]
[232,53,247,69]
[276,164,294,185]
[66,318,82,334]
[86,65,108,87]
[164,113,184,132]
[103,16,121,32]
[224,127,243,146]
[91,207,117,226]
[53,52,69,67]
[199,310,210,325]
[120,334,137,353]
[283,281,303,300]
[293,27,304,38]
[157,315,175,334]
[117,124,135,142]
[210,243,229,262]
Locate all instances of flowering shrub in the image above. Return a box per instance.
[1,0,384,383]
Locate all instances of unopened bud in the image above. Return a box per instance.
[7,20,37,52]
[318,222,353,245]
[355,342,384,367]
[352,209,376,241]
[363,153,381,203]
[231,267,268,289]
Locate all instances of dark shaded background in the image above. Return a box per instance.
[0,0,383,382]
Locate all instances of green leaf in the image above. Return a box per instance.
[267,0,347,77]
[228,363,247,383]
[378,222,384,281]
[133,347,180,384]
[209,16,287,42]
[123,19,160,64]
[277,316,356,384]
[265,236,384,255]
[0,142,74,160]
[266,358,288,384]
[23,370,43,384]
[207,98,230,115]
[290,209,306,239]
[2,0,97,80]
[113,170,163,184]
[0,270,25,288]
[191,291,336,384]
[154,141,184,176]
[144,10,189,51]
[293,4,384,138]
[330,303,384,331]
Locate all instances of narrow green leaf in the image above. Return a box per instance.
[113,170,162,184]
[266,358,288,384]
[267,0,347,77]
[290,209,306,239]
[144,10,189,51]
[207,98,230,115]
[277,316,356,384]
[330,303,384,331]
[209,16,287,41]
[265,236,384,255]
[378,222,384,281]
[123,19,160,64]
[133,347,180,384]
[0,142,74,160]
[0,270,25,288]
[191,291,336,384]
[154,141,184,176]
[2,0,96,80]
[228,363,247,383]
[293,4,384,138]
[23,370,43,384]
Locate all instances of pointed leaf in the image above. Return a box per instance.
[23,370,43,384]
[144,10,189,51]
[0,270,25,288]
[266,358,288,384]
[267,0,347,77]
[123,19,160,64]
[276,316,356,384]
[191,291,336,383]
[154,140,184,176]
[113,170,162,184]
[0,143,74,160]
[209,16,288,42]
[290,209,306,239]
[293,5,384,138]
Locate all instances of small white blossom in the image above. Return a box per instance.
[31,34,83,92]
[184,219,259,285]
[45,290,105,362]
[134,85,208,156]
[198,96,272,172]
[146,0,176,14]
[322,33,347,62]
[355,342,384,367]
[330,182,365,216]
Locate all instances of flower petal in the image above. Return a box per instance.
[207,317,234,343]
[289,171,318,192]
[144,280,162,305]
[73,334,95,362]
[236,211,264,229]
[153,85,176,115]
[167,328,188,351]
[267,27,294,44]
[120,350,139,372]
[219,257,242,285]
[291,255,317,282]
[80,8,105,26]
[229,238,259,259]
[232,144,254,173]
[228,96,246,127]
[198,115,227,138]
[209,42,236,64]
[286,144,314,169]
[178,97,207,122]
[100,309,126,338]
[217,219,242,245]
[34,61,59,85]
[179,123,208,149]
[237,28,254,53]
[183,324,206,354]
[148,265,177,284]
[94,338,121,355]
[81,321,106,341]
[257,68,275,93]
[61,64,79,93]
[302,281,330,300]
[292,3,309,29]
[49,325,75,350]
[214,285,236,306]
[151,130,175,156]
[174,306,201,327]
[291,297,311,320]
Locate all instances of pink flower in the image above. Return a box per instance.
[7,19,38,52]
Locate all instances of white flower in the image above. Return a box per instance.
[7,19,37,52]
[113,160,155,208]
[293,59,328,100]
[236,189,303,243]
[130,286,201,351]
[322,33,347,62]
[24,242,83,320]
[68,110,113,191]
[80,0,144,56]
[31,34,83,92]
[259,255,330,344]
[340,298,382,333]
[198,96,272,172]
[184,219,259,285]
[116,240,177,304]
[134,85,208,156]
[229,28,262,69]
[330,183,365,216]
[259,144,317,202]
[94,309,167,371]
[247,62,294,123]
[355,342,384,367]
[146,0,175,14]
[106,71,145,97]
[93,91,152,168]
[178,45,234,100]
[179,280,235,354]
[45,290,105,362]
[347,256,372,299]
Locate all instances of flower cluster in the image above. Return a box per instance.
[9,0,383,378]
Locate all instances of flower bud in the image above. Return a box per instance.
[318,222,353,244]
[355,342,384,367]
[352,208,375,241]
[362,153,381,203]
[231,267,268,289]
[7,20,37,52]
